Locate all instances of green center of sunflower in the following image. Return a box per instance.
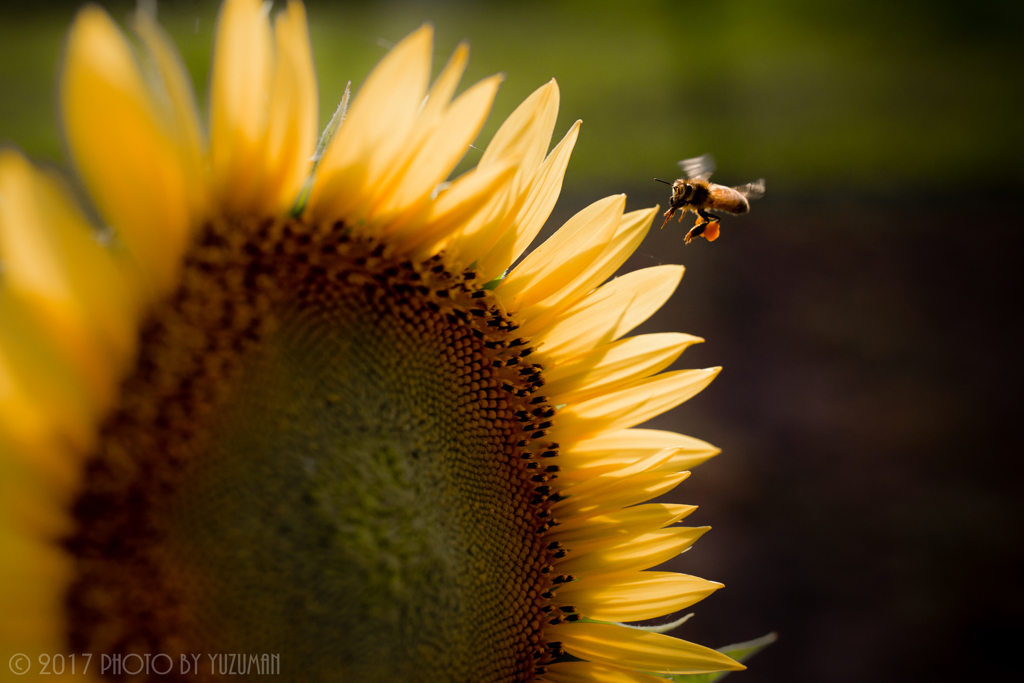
[65,218,569,682]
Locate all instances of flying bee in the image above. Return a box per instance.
[655,154,765,244]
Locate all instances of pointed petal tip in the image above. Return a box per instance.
[400,23,435,52]
[66,3,118,50]
[655,263,685,282]
[72,2,106,22]
[410,23,435,50]
[707,446,722,458]
[600,193,626,211]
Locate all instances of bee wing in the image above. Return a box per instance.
[733,178,765,200]
[677,154,716,181]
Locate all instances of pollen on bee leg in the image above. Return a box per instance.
[684,219,706,245]
[703,221,721,241]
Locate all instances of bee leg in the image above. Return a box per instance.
[697,208,722,224]
[696,209,722,242]
[659,207,675,229]
[683,220,705,245]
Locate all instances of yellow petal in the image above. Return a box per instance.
[559,447,678,500]
[554,506,695,558]
[404,156,521,258]
[554,471,689,522]
[363,43,475,224]
[479,78,559,189]
[453,79,560,262]
[497,194,625,310]
[0,431,78,513]
[556,526,708,576]
[387,41,470,180]
[533,265,683,364]
[549,622,745,675]
[308,25,433,224]
[549,368,720,443]
[558,515,687,559]
[263,0,318,212]
[517,206,657,335]
[0,290,97,461]
[542,660,668,683]
[434,172,515,268]
[449,109,576,272]
[542,332,703,403]
[555,571,722,622]
[378,73,503,226]
[0,427,78,535]
[61,5,194,296]
[421,42,470,124]
[0,434,75,540]
[474,119,580,280]
[558,428,720,482]
[0,519,74,660]
[549,503,695,546]
[132,6,207,220]
[0,151,138,411]
[209,0,273,213]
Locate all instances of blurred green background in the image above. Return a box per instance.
[3,0,1021,191]
[2,1,1021,682]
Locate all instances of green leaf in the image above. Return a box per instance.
[665,632,777,683]
[291,82,351,217]
[312,82,351,167]
[616,613,694,634]
[481,274,505,290]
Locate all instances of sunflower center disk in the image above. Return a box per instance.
[66,219,563,682]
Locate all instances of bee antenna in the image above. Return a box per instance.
[654,178,672,186]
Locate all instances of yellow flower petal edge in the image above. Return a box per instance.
[548,622,745,675]
[556,571,722,622]
[307,24,434,224]
[0,0,745,679]
[60,5,197,298]
[544,660,671,683]
[209,0,273,213]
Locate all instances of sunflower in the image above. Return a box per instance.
[0,0,745,681]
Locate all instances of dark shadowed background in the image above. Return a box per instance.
[2,1,1022,681]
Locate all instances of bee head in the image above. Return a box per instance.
[670,181,694,205]
[656,178,695,208]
